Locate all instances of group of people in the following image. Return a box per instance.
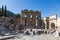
[25,29,35,35]
[25,29,45,35]
[25,29,59,37]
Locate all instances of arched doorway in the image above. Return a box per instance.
[51,23,55,29]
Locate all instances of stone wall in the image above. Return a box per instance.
[20,9,41,29]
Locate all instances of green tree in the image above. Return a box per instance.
[4,5,7,17]
[14,14,20,19]
[0,5,7,17]
[0,6,4,16]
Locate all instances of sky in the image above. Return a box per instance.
[0,0,60,18]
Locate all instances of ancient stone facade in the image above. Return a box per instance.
[20,9,42,29]
[43,15,57,30]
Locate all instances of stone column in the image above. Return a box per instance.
[45,21,47,30]
[49,21,51,29]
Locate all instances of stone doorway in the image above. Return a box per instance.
[51,23,55,29]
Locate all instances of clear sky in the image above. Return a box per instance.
[0,0,60,18]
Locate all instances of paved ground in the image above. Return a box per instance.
[7,34,60,40]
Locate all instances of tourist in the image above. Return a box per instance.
[33,31,35,35]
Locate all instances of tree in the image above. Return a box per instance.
[4,5,7,17]
[0,10,2,16]
[14,14,20,19]
[0,5,7,17]
[0,5,4,16]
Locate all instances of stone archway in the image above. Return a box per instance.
[51,23,55,29]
